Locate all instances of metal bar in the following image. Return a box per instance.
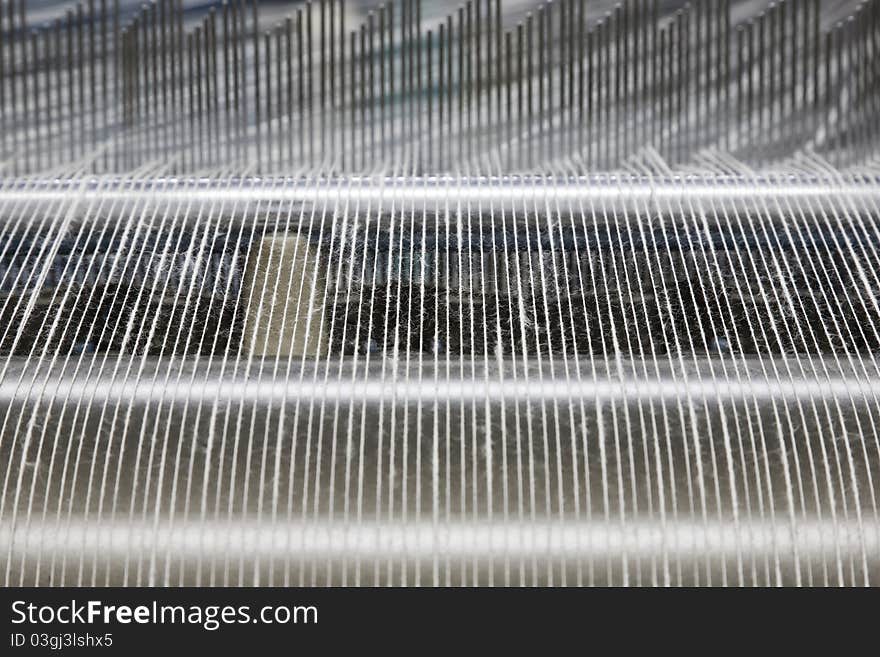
[2,359,879,405]
[0,176,878,217]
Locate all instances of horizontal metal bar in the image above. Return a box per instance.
[1,175,878,218]
[3,358,880,404]
[3,517,876,563]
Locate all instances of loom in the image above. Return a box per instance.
[0,0,879,586]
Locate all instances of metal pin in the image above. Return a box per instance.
[836,21,845,165]
[446,15,452,168]
[10,1,20,170]
[349,29,355,172]
[712,0,720,151]
[227,0,242,163]
[368,11,375,166]
[458,8,465,166]
[747,20,755,153]
[618,1,626,161]
[808,0,817,143]
[285,16,293,168]
[824,28,831,158]
[694,0,702,155]
[601,16,608,167]
[210,13,219,167]
[475,0,482,160]
[723,0,731,152]
[223,3,232,165]
[330,0,336,165]
[779,2,788,152]
[659,26,666,159]
[634,0,644,156]
[537,7,544,166]
[404,0,410,157]
[702,0,710,153]
[558,0,566,159]
[650,0,658,152]
[382,1,391,160]
[545,0,553,163]
[30,30,40,172]
[164,0,175,168]
[174,0,183,172]
[788,0,797,153]
[587,24,594,166]
[0,1,5,160]
[231,0,242,165]
[275,27,283,170]
[88,0,97,168]
[297,9,304,166]
[758,12,767,162]
[253,0,261,169]
[149,3,158,163]
[609,5,624,166]
[505,29,512,170]
[427,28,433,172]
[65,9,73,160]
[495,0,502,157]
[51,21,61,168]
[187,31,194,170]
[416,0,422,172]
[681,8,689,163]
[121,23,128,167]
[566,0,575,158]
[411,0,418,164]
[870,0,879,153]
[675,11,684,165]
[379,7,386,162]
[484,0,493,156]
[20,1,30,172]
[234,0,245,165]
[736,26,743,152]
[177,2,188,169]
[306,2,313,168]
[517,21,523,169]
[400,0,412,160]
[438,21,445,170]
[578,2,585,158]
[195,27,203,168]
[204,14,214,166]
[154,0,170,163]
[264,30,272,172]
[526,13,532,167]
[139,6,149,164]
[320,0,326,163]
[359,25,365,170]
[769,5,777,155]
[339,0,345,167]
[198,20,207,166]
[136,20,144,168]
[667,18,675,163]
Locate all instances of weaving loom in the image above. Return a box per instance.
[0,0,878,586]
